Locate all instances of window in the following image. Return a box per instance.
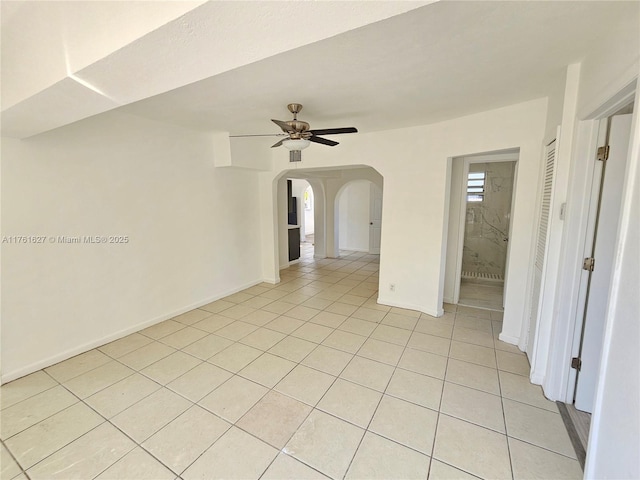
[467,171,485,202]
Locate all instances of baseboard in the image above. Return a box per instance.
[498,332,520,346]
[376,296,442,318]
[262,277,280,285]
[443,296,454,304]
[530,371,545,385]
[340,246,369,253]
[1,278,264,384]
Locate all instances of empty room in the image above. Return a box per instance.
[1,2,638,479]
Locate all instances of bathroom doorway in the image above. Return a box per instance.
[458,160,516,310]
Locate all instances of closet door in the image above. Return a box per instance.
[527,140,556,355]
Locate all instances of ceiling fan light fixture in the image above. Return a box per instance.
[282,139,310,151]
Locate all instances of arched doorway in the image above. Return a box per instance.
[273,166,383,273]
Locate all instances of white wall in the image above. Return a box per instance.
[338,181,371,251]
[277,177,290,270]
[576,8,640,119]
[1,111,262,382]
[543,71,567,145]
[530,5,639,396]
[520,13,639,476]
[261,99,547,331]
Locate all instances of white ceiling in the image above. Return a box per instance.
[2,1,638,138]
[118,1,638,136]
[1,0,428,138]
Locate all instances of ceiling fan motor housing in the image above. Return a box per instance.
[287,120,310,137]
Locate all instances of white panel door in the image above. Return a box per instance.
[575,114,632,412]
[369,184,382,254]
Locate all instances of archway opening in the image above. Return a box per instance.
[272,166,384,294]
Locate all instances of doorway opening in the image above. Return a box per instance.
[459,161,516,310]
[303,184,314,245]
[444,151,519,312]
[570,107,634,414]
[288,179,315,246]
[336,180,382,255]
[551,102,635,468]
[274,166,384,275]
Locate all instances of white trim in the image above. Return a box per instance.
[498,332,520,346]
[0,278,265,384]
[581,72,638,120]
[340,246,369,253]
[452,160,469,304]
[543,79,637,405]
[527,64,581,393]
[450,152,519,305]
[543,119,601,402]
[583,85,640,480]
[377,296,442,317]
[530,372,545,385]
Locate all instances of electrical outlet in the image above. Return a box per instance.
[389,283,396,292]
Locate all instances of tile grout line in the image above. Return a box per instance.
[2,252,383,479]
[340,305,429,479]
[180,254,381,478]
[426,306,456,479]
[493,320,516,480]
[245,253,385,479]
[7,252,558,480]
[1,438,32,480]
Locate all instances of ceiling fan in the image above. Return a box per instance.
[231,103,358,162]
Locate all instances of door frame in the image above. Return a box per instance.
[451,152,519,305]
[572,113,633,411]
[540,80,637,404]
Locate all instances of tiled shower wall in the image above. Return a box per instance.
[462,161,515,278]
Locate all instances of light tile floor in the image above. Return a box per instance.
[458,279,504,311]
[1,244,582,480]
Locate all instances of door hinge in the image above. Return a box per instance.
[582,257,595,272]
[597,145,609,161]
[571,357,582,371]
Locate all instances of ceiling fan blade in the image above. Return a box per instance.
[308,127,358,136]
[309,136,339,147]
[271,119,294,133]
[271,139,285,148]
